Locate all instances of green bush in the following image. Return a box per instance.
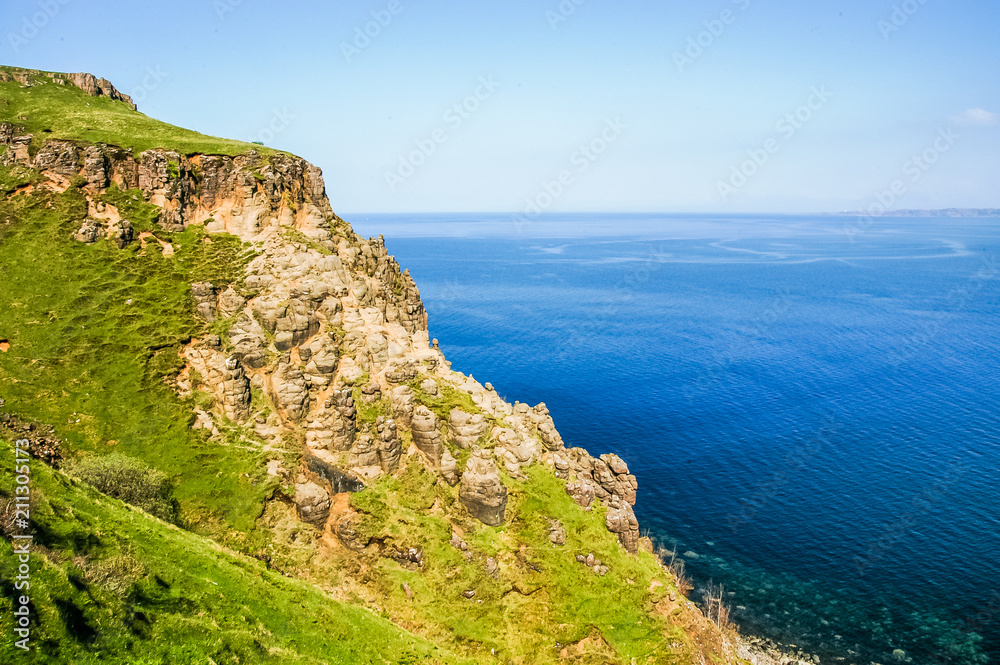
[67,454,178,522]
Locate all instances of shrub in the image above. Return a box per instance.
[67,454,178,522]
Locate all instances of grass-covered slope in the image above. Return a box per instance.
[340,463,711,664]
[0,438,464,665]
[0,177,284,552]
[0,66,273,156]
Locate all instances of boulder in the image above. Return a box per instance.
[294,481,331,526]
[73,218,103,244]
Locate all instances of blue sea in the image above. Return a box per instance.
[351,213,1000,665]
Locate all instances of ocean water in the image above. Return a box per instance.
[350,213,1000,665]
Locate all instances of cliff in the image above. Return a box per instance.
[0,66,744,664]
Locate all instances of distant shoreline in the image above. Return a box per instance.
[828,208,1000,217]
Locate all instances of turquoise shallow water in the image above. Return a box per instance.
[350,213,1000,665]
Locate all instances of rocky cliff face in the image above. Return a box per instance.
[0,118,643,552]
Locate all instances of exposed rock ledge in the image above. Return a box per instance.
[0,67,136,109]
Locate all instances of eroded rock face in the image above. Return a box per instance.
[191,282,218,322]
[605,496,640,553]
[108,219,135,249]
[229,313,268,369]
[270,355,309,422]
[411,405,444,467]
[376,417,401,473]
[221,355,251,422]
[459,448,508,526]
[330,389,357,452]
[349,433,380,471]
[448,408,488,449]
[565,479,597,509]
[530,403,565,451]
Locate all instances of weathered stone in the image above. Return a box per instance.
[270,355,309,422]
[388,385,415,428]
[273,299,318,351]
[294,481,330,526]
[33,140,80,177]
[411,405,443,467]
[448,408,488,449]
[73,218,103,243]
[530,403,564,451]
[376,416,401,473]
[605,496,640,553]
[565,479,597,509]
[459,447,508,526]
[107,219,134,249]
[331,389,357,451]
[228,312,268,369]
[221,355,251,422]
[548,519,566,546]
[440,449,459,486]
[349,433,380,470]
[218,286,246,317]
[191,282,217,322]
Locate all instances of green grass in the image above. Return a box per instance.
[407,378,482,423]
[0,67,277,156]
[0,438,465,664]
[342,460,698,664]
[0,176,268,550]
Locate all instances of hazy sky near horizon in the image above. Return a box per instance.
[3,0,999,214]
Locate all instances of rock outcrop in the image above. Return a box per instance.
[0,103,647,555]
[459,448,508,526]
[410,405,444,467]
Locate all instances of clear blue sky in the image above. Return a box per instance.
[4,0,999,213]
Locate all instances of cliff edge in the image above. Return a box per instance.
[0,66,746,664]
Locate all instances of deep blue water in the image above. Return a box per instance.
[351,213,1000,664]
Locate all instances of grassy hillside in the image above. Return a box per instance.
[0,175,284,553]
[0,66,274,156]
[0,437,464,664]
